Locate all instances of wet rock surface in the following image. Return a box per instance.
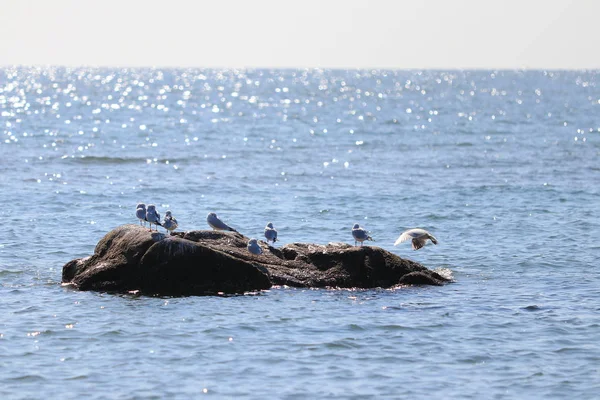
[62,225,449,295]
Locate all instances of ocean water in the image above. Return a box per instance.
[1,67,599,399]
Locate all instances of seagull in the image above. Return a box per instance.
[352,223,374,246]
[146,204,162,232]
[394,228,438,250]
[247,238,263,255]
[264,222,278,244]
[136,203,147,226]
[207,212,237,232]
[162,210,178,235]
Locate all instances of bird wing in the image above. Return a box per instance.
[352,228,368,240]
[412,237,427,250]
[428,234,438,245]
[394,231,412,246]
[210,215,233,230]
[248,242,262,254]
[394,229,431,245]
[147,211,161,225]
[407,228,429,237]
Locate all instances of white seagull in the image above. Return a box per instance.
[352,223,373,246]
[207,212,237,232]
[136,203,147,226]
[162,210,178,235]
[394,228,438,250]
[264,222,278,244]
[145,204,162,232]
[247,238,263,255]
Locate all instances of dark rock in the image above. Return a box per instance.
[398,271,448,286]
[62,224,449,296]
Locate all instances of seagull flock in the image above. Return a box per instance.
[135,203,437,255]
[136,203,177,234]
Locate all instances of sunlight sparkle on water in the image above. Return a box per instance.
[1,67,599,399]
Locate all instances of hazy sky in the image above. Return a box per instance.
[0,0,598,69]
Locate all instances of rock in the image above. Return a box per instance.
[398,271,449,286]
[62,224,449,296]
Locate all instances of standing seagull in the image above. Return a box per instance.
[247,238,263,255]
[136,203,147,226]
[207,212,237,232]
[146,204,162,232]
[352,223,373,246]
[394,228,438,250]
[162,210,178,235]
[264,222,278,244]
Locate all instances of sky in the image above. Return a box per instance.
[0,0,598,69]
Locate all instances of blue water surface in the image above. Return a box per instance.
[1,68,599,399]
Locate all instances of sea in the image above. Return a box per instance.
[0,67,599,399]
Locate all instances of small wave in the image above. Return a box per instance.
[457,355,492,364]
[65,375,89,381]
[434,267,454,281]
[347,323,366,331]
[424,214,452,221]
[60,282,77,290]
[14,306,42,314]
[0,269,24,277]
[522,305,542,311]
[382,304,445,312]
[324,338,360,350]
[99,329,126,337]
[70,156,155,165]
[495,118,519,125]
[554,347,587,354]
[378,324,412,331]
[10,375,47,382]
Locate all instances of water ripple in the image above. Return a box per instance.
[1,67,600,399]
